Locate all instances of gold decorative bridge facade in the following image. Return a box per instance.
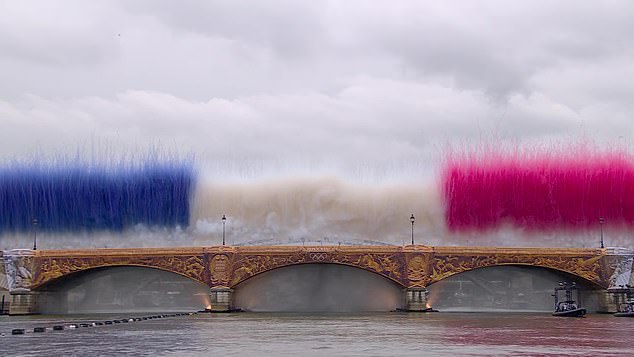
[3,245,632,314]
[8,245,626,290]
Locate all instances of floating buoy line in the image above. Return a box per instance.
[4,312,198,336]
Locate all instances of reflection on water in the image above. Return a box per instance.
[1,313,632,356]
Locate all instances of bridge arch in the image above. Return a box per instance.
[32,255,207,289]
[231,262,404,312]
[230,261,406,289]
[33,265,210,314]
[426,253,609,289]
[33,263,207,290]
[429,263,604,289]
[425,264,605,312]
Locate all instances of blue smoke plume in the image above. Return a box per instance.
[0,156,195,233]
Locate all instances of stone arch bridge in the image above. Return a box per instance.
[2,245,632,314]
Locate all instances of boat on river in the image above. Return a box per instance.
[552,282,586,317]
[614,308,634,317]
[553,302,586,317]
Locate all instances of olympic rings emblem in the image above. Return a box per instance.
[309,252,328,261]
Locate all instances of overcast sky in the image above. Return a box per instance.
[1,0,633,180]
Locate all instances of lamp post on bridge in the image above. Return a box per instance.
[222,215,226,246]
[410,214,415,245]
[32,218,38,250]
[599,217,605,249]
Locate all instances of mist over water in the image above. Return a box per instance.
[38,267,209,314]
[233,264,403,312]
[232,264,603,312]
[428,266,601,312]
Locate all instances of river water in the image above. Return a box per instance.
[1,312,632,356]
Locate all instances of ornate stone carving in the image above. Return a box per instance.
[209,254,231,286]
[0,255,7,291]
[429,253,608,287]
[16,245,624,291]
[3,249,35,291]
[406,254,431,287]
[230,251,306,286]
[229,249,404,287]
[32,254,206,287]
[607,255,633,289]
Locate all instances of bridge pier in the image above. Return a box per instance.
[403,287,430,312]
[596,290,618,313]
[9,290,39,315]
[3,249,39,315]
[208,286,233,312]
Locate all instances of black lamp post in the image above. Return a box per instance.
[222,215,226,246]
[32,218,38,250]
[599,217,605,249]
[410,214,415,245]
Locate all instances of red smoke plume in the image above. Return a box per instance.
[442,145,634,232]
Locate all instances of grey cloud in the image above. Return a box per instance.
[357,1,634,99]
[0,1,120,67]
[0,0,633,178]
[121,0,327,58]
[1,76,627,180]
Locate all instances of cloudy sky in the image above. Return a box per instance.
[1,0,633,180]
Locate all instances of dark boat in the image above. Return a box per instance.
[614,310,634,318]
[553,302,586,317]
[552,282,586,317]
[395,307,439,312]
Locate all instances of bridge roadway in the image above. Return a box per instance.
[2,245,633,314]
